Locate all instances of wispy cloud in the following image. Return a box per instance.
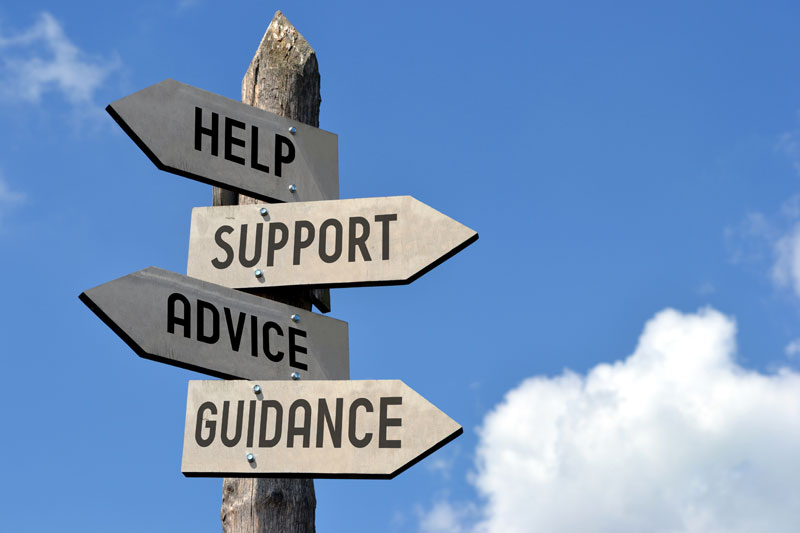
[724,194,800,301]
[772,222,800,298]
[785,338,800,359]
[0,172,25,229]
[0,12,118,107]
[777,130,800,175]
[419,307,800,532]
[0,176,24,204]
[178,0,202,10]
[417,500,476,533]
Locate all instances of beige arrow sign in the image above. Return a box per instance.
[186,196,478,289]
[181,379,462,478]
[107,79,338,203]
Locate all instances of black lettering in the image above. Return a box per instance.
[374,214,397,260]
[316,398,343,448]
[196,299,220,344]
[348,217,371,262]
[195,401,217,447]
[348,398,373,448]
[220,400,244,447]
[274,134,295,177]
[250,315,258,357]
[194,107,218,156]
[288,328,308,371]
[246,399,257,447]
[379,397,402,448]
[224,308,246,352]
[263,322,284,362]
[293,220,315,265]
[319,218,343,263]
[167,292,191,338]
[250,125,269,173]
[287,399,311,448]
[211,225,235,269]
[224,116,246,165]
[267,222,289,267]
[259,400,282,447]
[238,223,263,268]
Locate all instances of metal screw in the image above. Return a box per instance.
[291,372,301,381]
[254,269,263,278]
[288,126,297,135]
[246,453,255,463]
[253,385,261,394]
[291,314,300,323]
[259,207,268,216]
[289,184,297,193]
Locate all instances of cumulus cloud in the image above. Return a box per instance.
[0,12,118,106]
[421,307,800,532]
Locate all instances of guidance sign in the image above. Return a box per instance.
[79,267,348,380]
[107,79,338,203]
[187,196,478,289]
[181,379,462,478]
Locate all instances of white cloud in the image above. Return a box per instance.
[420,307,800,533]
[772,222,800,298]
[724,195,800,301]
[418,500,475,533]
[0,175,25,205]
[0,173,25,229]
[0,12,118,105]
[785,339,800,359]
[777,130,800,175]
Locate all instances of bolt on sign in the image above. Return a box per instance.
[186,196,478,289]
[106,79,338,203]
[80,267,348,381]
[181,379,462,478]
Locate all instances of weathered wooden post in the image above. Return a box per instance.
[215,11,320,532]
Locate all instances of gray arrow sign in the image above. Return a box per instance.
[107,79,338,203]
[181,379,462,478]
[186,196,478,289]
[79,267,348,380]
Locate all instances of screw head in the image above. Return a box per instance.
[288,126,297,134]
[291,314,300,323]
[259,207,268,216]
[254,269,263,278]
[246,453,255,463]
[289,184,297,193]
[291,372,301,381]
[253,384,261,394]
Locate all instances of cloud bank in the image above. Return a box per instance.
[0,12,118,105]
[425,307,800,532]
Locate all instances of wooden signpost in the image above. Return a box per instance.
[80,267,349,380]
[107,79,339,204]
[181,380,462,478]
[83,10,476,532]
[187,196,478,289]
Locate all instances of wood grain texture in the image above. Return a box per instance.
[215,10,320,532]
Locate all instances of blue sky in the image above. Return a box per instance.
[1,2,800,532]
